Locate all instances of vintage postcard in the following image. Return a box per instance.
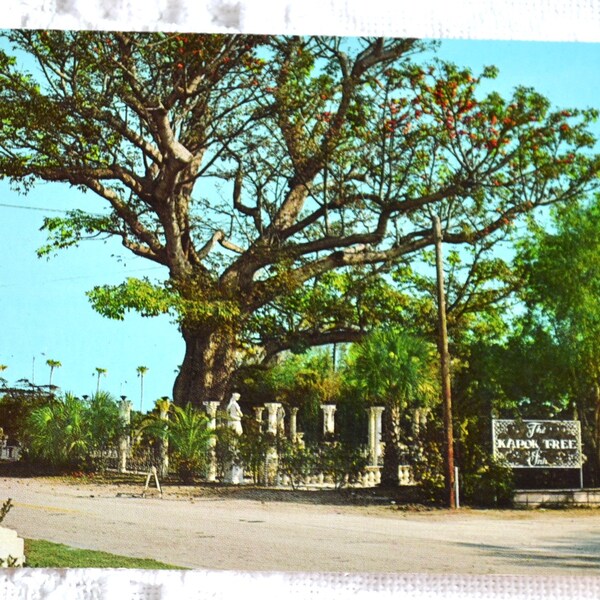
[1,28,600,582]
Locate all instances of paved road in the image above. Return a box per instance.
[3,477,600,574]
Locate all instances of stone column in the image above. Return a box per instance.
[263,402,281,484]
[203,401,220,482]
[156,398,170,479]
[289,407,299,443]
[117,398,132,473]
[367,406,385,466]
[264,402,281,434]
[277,405,286,437]
[321,404,337,436]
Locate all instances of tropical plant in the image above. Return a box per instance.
[140,401,213,483]
[345,328,439,485]
[136,366,149,413]
[24,393,89,469]
[45,359,61,389]
[85,391,124,469]
[94,368,107,394]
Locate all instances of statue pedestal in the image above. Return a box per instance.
[0,527,25,567]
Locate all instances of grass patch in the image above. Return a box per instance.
[24,539,184,569]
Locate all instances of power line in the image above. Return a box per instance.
[0,266,166,289]
[0,202,71,214]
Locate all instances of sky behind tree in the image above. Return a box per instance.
[1,36,599,411]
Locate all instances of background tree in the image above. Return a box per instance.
[94,367,107,394]
[517,196,600,482]
[0,365,7,388]
[136,365,149,412]
[46,359,61,390]
[1,32,598,406]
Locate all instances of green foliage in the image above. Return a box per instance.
[87,278,177,321]
[460,454,514,508]
[22,391,124,471]
[86,392,125,470]
[0,498,12,524]
[317,442,368,489]
[410,419,446,504]
[0,388,51,445]
[276,439,317,489]
[24,393,90,469]
[344,328,438,410]
[236,418,272,484]
[510,196,600,481]
[139,403,214,483]
[213,424,241,482]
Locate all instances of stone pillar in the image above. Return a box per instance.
[289,407,299,443]
[203,401,220,482]
[367,406,385,466]
[321,404,337,436]
[264,402,281,434]
[156,398,170,479]
[117,398,132,473]
[277,405,286,437]
[263,403,281,484]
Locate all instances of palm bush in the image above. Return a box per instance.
[140,403,214,483]
[344,328,439,485]
[85,391,124,469]
[25,393,89,469]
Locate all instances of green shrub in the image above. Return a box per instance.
[237,419,272,484]
[460,455,514,507]
[277,439,317,489]
[318,441,368,489]
[213,424,241,482]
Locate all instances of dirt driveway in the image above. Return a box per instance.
[2,476,600,574]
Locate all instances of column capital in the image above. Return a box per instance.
[203,400,221,418]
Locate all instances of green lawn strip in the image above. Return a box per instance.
[24,539,185,569]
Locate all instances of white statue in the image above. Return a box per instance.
[227,392,243,435]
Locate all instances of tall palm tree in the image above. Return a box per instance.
[94,367,107,394]
[346,328,438,485]
[136,366,149,412]
[46,359,62,389]
[0,364,7,387]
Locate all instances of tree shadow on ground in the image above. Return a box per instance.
[455,534,600,571]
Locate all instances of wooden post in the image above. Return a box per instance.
[433,215,456,509]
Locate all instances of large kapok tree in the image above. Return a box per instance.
[1,31,599,406]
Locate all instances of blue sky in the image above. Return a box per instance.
[1,37,599,411]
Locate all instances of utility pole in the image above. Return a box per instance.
[432,215,456,509]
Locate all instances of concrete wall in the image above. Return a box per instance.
[514,488,600,508]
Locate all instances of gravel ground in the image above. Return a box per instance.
[2,474,600,574]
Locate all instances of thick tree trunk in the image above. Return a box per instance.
[173,323,239,407]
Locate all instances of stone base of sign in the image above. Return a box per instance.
[0,527,25,567]
[514,488,600,508]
